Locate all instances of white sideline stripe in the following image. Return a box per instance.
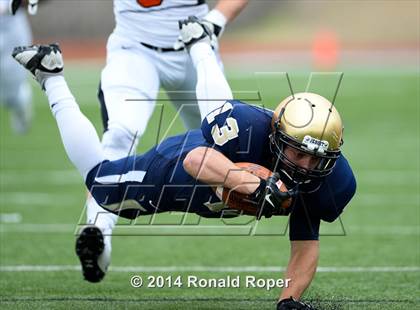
[1,192,418,208]
[0,224,75,232]
[0,224,419,235]
[0,265,419,273]
[0,213,22,223]
[0,193,81,206]
[1,170,81,185]
[1,169,417,186]
[94,170,146,184]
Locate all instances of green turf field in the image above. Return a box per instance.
[0,64,419,309]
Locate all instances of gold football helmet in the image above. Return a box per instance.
[270,92,344,184]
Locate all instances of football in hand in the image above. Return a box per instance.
[214,162,292,216]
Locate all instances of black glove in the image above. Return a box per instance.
[251,173,296,220]
[277,297,317,310]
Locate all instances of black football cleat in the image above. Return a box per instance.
[75,226,106,283]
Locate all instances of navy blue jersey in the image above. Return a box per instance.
[86,100,356,240]
[86,130,221,219]
[200,100,273,167]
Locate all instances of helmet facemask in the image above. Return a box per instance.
[270,124,341,185]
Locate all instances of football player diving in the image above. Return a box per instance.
[9,0,249,284]
[84,0,248,286]
[12,17,356,310]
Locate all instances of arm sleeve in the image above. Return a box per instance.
[289,155,357,240]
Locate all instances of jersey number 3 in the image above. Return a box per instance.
[211,118,239,146]
[137,0,163,8]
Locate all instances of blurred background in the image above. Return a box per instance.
[29,0,419,70]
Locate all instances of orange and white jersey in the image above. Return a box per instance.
[113,0,209,47]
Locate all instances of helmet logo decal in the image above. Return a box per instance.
[283,98,315,129]
[302,135,329,154]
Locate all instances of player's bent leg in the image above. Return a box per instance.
[13,44,113,282]
[81,44,160,282]
[12,44,105,179]
[82,92,155,283]
[87,74,158,234]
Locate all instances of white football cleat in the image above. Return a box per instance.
[12,43,63,88]
[75,225,111,283]
[178,16,212,49]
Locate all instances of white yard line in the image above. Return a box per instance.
[0,213,22,223]
[0,170,81,185]
[0,224,75,232]
[0,265,419,273]
[1,169,418,188]
[0,192,82,205]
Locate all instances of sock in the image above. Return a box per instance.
[86,197,118,234]
[45,76,77,116]
[44,76,105,179]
